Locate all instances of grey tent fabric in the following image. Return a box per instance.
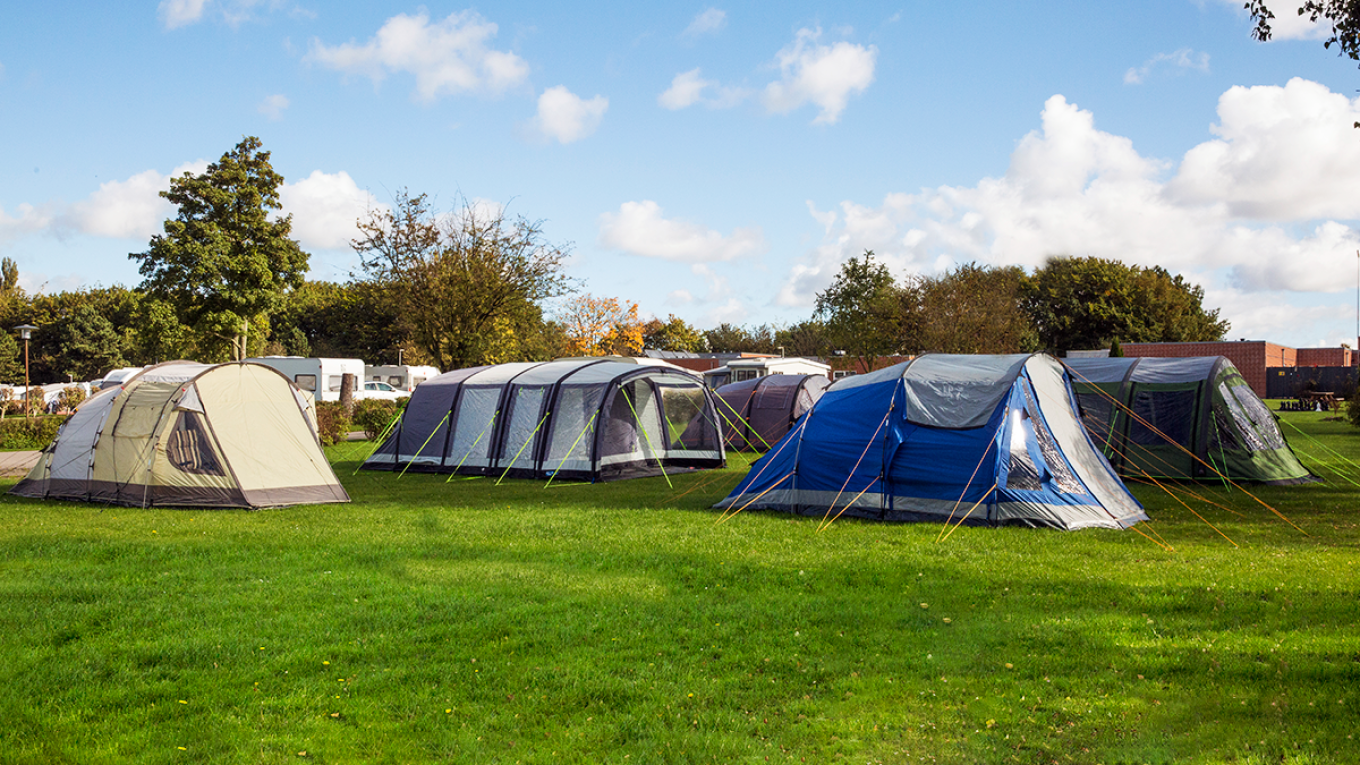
[364,357,725,481]
[714,374,830,451]
[898,354,1033,429]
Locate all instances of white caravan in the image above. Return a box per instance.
[364,364,440,392]
[246,356,366,402]
[702,357,832,389]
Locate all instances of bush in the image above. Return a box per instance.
[1348,389,1360,429]
[314,401,352,447]
[351,398,403,441]
[0,415,68,450]
[57,386,87,412]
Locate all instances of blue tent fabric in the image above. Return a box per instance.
[714,354,1146,530]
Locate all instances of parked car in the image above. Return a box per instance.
[355,380,411,401]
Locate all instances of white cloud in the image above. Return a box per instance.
[59,161,207,240]
[531,86,608,144]
[684,8,727,37]
[1124,48,1209,84]
[1168,77,1360,220]
[0,203,53,245]
[159,0,209,29]
[279,170,383,251]
[306,10,529,102]
[658,68,748,110]
[7,162,380,254]
[777,82,1360,313]
[659,69,710,110]
[258,93,289,120]
[598,200,765,262]
[762,28,876,125]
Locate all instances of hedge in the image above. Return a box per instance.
[0,415,68,451]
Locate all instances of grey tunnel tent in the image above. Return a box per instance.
[362,357,726,481]
[713,374,830,451]
[1065,356,1315,485]
[12,361,351,508]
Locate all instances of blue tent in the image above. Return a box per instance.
[715,354,1146,530]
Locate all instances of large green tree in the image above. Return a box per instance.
[49,304,126,381]
[813,251,904,371]
[916,263,1038,354]
[703,323,777,354]
[352,190,575,370]
[0,331,23,385]
[1024,256,1228,354]
[642,315,708,353]
[268,280,410,363]
[131,136,308,361]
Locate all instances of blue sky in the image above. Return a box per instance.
[5,1,1360,349]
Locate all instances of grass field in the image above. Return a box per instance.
[0,409,1356,764]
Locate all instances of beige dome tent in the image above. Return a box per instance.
[11,361,349,508]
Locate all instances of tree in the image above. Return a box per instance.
[642,315,707,353]
[916,264,1037,354]
[703,323,777,354]
[1249,2,1360,67]
[131,136,308,361]
[1023,256,1228,354]
[559,294,645,356]
[352,190,576,370]
[0,331,22,384]
[813,251,904,371]
[50,304,126,381]
[268,281,409,363]
[126,297,192,365]
[774,319,831,358]
[1,257,18,292]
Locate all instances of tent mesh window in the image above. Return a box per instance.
[544,385,604,472]
[658,382,708,450]
[1023,384,1086,495]
[1128,389,1197,447]
[166,411,225,476]
[599,381,662,466]
[1216,382,1268,451]
[1209,403,1245,451]
[1228,384,1286,449]
[1005,408,1043,491]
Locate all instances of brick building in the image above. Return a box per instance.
[1296,347,1357,367]
[1120,341,1295,398]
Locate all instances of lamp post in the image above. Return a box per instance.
[14,324,37,419]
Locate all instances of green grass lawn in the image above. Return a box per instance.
[0,410,1356,764]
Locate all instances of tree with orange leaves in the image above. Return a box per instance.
[559,294,645,357]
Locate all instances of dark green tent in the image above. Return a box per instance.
[1066,356,1315,485]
